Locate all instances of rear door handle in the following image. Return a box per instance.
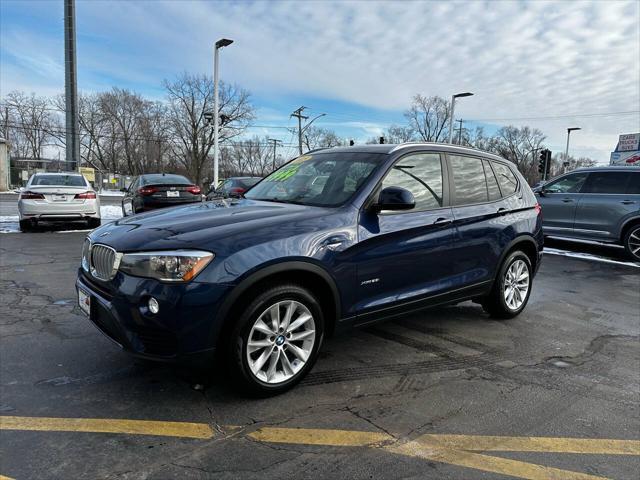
[561,198,573,203]
[621,200,636,205]
[497,207,508,215]
[433,217,452,225]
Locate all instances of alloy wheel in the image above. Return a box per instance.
[628,227,640,260]
[246,300,316,384]
[503,259,530,310]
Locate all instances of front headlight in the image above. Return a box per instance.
[118,250,214,282]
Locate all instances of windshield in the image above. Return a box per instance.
[142,174,191,185]
[245,152,384,207]
[31,175,86,187]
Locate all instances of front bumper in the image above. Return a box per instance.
[76,269,232,363]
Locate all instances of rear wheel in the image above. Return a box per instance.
[19,219,32,232]
[227,284,324,396]
[623,225,640,262]
[482,251,532,319]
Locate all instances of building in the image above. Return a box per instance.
[610,133,640,166]
[0,138,9,191]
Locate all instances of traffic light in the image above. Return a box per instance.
[538,149,547,174]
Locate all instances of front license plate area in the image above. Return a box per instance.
[78,288,91,316]
[167,191,180,197]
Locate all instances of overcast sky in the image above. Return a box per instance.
[1,0,639,161]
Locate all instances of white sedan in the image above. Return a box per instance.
[18,172,101,231]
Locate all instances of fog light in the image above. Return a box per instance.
[148,297,160,314]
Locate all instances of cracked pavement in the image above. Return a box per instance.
[0,231,639,479]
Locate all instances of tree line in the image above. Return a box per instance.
[1,81,596,186]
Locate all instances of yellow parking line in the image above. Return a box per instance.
[390,440,608,480]
[420,434,640,455]
[248,426,392,446]
[0,475,16,480]
[0,416,214,439]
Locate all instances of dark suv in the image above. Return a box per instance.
[76,144,543,395]
[535,166,640,261]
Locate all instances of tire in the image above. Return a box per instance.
[226,283,324,396]
[19,219,32,232]
[482,251,533,319]
[87,218,101,229]
[623,224,640,262]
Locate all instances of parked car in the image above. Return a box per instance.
[18,172,100,231]
[534,166,640,261]
[207,176,262,200]
[77,144,543,395]
[121,174,202,216]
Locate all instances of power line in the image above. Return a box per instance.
[469,110,640,122]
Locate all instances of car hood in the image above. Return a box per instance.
[89,199,334,252]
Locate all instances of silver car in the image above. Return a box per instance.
[18,172,101,231]
[535,166,640,260]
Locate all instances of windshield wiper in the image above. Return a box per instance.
[252,197,305,205]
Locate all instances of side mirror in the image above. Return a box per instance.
[373,186,415,212]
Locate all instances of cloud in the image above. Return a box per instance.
[1,0,638,162]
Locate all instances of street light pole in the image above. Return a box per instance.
[448,92,473,144]
[564,127,581,173]
[213,38,233,189]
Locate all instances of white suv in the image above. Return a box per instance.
[18,172,101,231]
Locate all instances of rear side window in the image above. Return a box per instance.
[31,174,86,187]
[491,162,518,196]
[544,172,588,193]
[450,155,488,205]
[582,171,629,194]
[382,153,443,210]
[483,160,502,201]
[626,173,640,194]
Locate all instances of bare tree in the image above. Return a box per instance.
[2,91,61,159]
[301,126,344,151]
[491,126,546,183]
[164,73,254,185]
[367,124,416,144]
[404,95,451,143]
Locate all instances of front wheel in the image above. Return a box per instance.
[482,251,532,319]
[623,225,640,262]
[227,284,324,396]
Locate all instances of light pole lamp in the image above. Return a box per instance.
[564,127,581,172]
[448,92,473,144]
[213,38,233,189]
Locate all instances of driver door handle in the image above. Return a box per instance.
[621,200,636,205]
[497,207,507,215]
[433,217,452,225]
[561,198,573,203]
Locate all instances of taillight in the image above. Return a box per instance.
[20,191,45,200]
[535,203,542,215]
[138,186,157,196]
[187,185,201,195]
[75,192,96,199]
[230,187,245,195]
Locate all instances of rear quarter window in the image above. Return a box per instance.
[625,172,640,194]
[491,161,519,196]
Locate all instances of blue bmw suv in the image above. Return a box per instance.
[77,144,543,395]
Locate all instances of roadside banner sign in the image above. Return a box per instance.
[79,167,95,182]
[610,133,640,165]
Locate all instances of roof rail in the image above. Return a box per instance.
[389,142,503,159]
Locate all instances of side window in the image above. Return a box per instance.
[450,155,488,205]
[544,172,588,193]
[582,172,630,194]
[491,161,518,196]
[381,153,443,211]
[626,173,640,194]
[483,160,502,201]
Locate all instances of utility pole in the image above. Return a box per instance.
[290,106,308,155]
[456,119,464,145]
[267,138,283,171]
[64,0,80,172]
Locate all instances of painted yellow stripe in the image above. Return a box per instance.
[389,440,609,480]
[0,475,16,480]
[248,427,392,446]
[0,416,213,439]
[422,434,640,455]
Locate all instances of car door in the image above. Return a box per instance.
[535,171,589,235]
[354,152,456,323]
[574,171,638,241]
[445,155,508,286]
[122,177,138,215]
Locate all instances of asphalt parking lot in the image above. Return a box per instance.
[1,205,639,479]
